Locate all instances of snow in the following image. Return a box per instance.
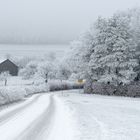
[0,94,50,140]
[0,76,82,106]
[59,90,140,140]
[0,77,35,86]
[0,83,49,105]
[46,95,77,140]
[0,90,140,140]
[0,59,6,64]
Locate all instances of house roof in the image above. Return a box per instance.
[0,59,5,63]
[0,59,18,68]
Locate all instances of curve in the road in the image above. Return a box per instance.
[17,95,55,140]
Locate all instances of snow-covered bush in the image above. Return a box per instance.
[24,84,49,96]
[0,86,26,105]
[0,79,84,106]
[19,55,59,81]
[19,61,38,79]
[85,81,140,97]
[127,82,140,97]
[84,82,117,95]
[0,84,50,105]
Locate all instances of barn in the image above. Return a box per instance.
[0,59,18,76]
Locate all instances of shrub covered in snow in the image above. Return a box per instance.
[0,84,49,105]
[127,82,140,97]
[84,81,140,97]
[0,86,26,105]
[0,79,84,106]
[24,84,49,96]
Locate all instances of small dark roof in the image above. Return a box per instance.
[0,59,18,68]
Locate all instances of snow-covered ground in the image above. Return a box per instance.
[0,76,35,86]
[0,90,140,140]
[60,90,140,140]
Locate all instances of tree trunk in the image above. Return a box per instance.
[5,79,7,86]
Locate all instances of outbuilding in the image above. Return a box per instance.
[0,59,18,76]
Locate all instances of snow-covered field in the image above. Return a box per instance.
[0,90,140,140]
[0,76,35,86]
[61,91,140,140]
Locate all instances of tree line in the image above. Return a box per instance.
[65,8,140,96]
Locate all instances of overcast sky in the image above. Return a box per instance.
[0,0,140,44]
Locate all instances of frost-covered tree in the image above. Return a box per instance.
[35,61,55,80]
[14,57,37,69]
[128,8,140,50]
[56,64,71,81]
[19,61,38,79]
[88,14,138,85]
[64,39,93,80]
[126,8,140,81]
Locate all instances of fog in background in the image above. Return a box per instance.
[0,0,140,44]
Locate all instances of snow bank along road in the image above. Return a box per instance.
[0,90,140,140]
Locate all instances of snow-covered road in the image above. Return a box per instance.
[0,90,140,140]
[0,92,77,140]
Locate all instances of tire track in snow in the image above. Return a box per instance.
[17,94,55,140]
[89,114,109,140]
[17,94,77,140]
[64,98,109,140]
[0,94,42,125]
[47,95,77,140]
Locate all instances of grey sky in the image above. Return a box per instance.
[0,0,139,44]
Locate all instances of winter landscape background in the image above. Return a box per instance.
[0,44,69,58]
[0,0,140,139]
